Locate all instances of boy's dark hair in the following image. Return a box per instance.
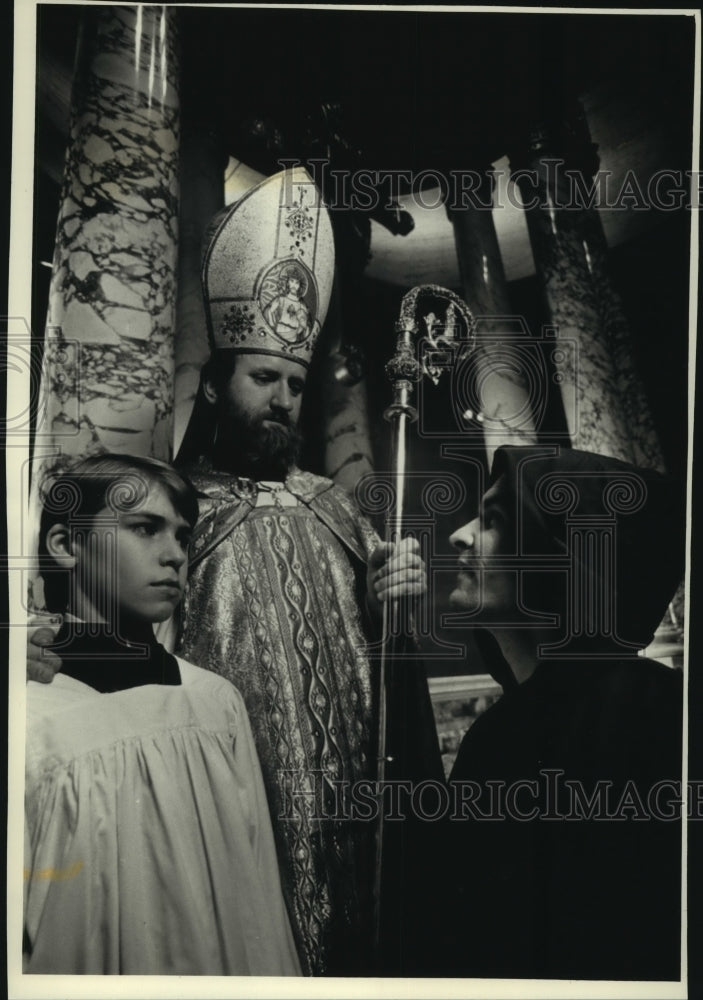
[38,454,199,614]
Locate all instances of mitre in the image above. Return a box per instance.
[202,166,335,367]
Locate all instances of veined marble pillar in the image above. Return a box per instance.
[510,111,665,471]
[510,112,680,657]
[39,5,180,462]
[173,124,224,454]
[448,171,537,465]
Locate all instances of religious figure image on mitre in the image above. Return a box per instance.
[258,259,320,349]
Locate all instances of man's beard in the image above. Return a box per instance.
[213,406,302,481]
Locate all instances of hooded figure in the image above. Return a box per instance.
[441,446,684,981]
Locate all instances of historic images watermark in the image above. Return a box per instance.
[280,157,702,213]
[279,769,699,824]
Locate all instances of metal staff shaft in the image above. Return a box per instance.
[373,322,420,957]
[371,285,477,964]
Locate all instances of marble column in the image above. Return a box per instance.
[510,111,681,657]
[447,170,537,465]
[510,110,665,472]
[173,123,225,455]
[38,5,180,463]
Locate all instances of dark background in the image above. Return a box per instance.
[32,6,694,481]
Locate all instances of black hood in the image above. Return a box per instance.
[488,445,685,654]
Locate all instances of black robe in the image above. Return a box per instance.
[445,655,682,980]
[438,446,685,980]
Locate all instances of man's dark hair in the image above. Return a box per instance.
[38,454,199,613]
[200,349,238,393]
[174,350,238,467]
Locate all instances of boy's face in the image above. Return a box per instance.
[448,477,517,620]
[75,482,191,626]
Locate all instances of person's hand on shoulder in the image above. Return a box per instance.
[27,616,63,684]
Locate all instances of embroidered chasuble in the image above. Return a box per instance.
[178,462,380,975]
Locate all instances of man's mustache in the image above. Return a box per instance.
[260,413,293,429]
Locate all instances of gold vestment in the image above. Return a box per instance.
[178,463,379,975]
